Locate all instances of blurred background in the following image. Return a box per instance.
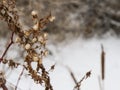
[0,0,120,90]
[1,0,120,41]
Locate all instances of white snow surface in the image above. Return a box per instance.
[0,36,120,90]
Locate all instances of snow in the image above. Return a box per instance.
[1,36,120,90]
[47,36,120,90]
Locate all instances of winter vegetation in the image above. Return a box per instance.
[0,0,120,90]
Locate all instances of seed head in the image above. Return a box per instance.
[25,44,31,50]
[15,37,21,43]
[38,36,43,42]
[43,33,48,38]
[32,38,37,43]
[31,10,38,16]
[24,31,30,37]
[49,16,55,22]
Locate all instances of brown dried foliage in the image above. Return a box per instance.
[0,0,55,90]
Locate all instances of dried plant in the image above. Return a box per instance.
[67,66,91,90]
[0,0,55,90]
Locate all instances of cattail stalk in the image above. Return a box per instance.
[100,44,105,90]
[101,44,105,80]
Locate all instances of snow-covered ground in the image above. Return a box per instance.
[0,36,120,90]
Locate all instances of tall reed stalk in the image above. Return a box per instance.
[100,44,105,90]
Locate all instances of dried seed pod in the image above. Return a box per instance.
[32,38,37,43]
[43,33,48,39]
[24,31,30,37]
[31,10,38,16]
[25,44,31,50]
[49,16,55,22]
[38,36,43,42]
[15,37,21,43]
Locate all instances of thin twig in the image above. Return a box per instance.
[15,67,25,90]
[0,32,14,63]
